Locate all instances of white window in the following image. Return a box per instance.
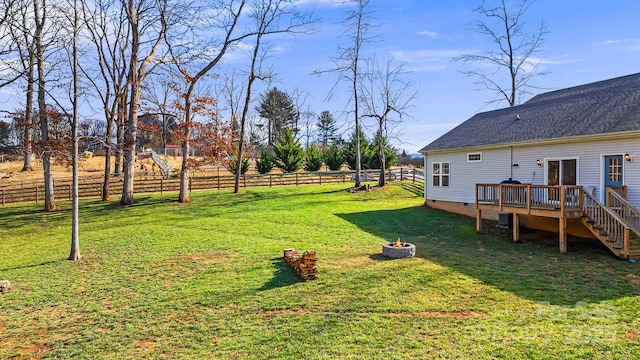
[467,152,482,162]
[432,162,450,187]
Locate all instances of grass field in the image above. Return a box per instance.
[1,183,639,359]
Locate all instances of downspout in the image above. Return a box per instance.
[510,146,513,179]
[423,153,428,204]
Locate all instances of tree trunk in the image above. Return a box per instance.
[178,140,190,202]
[22,59,34,172]
[377,139,385,187]
[120,0,140,206]
[101,119,113,201]
[120,89,138,205]
[178,87,193,203]
[35,0,55,212]
[69,1,81,261]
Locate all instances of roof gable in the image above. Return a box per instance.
[420,73,640,152]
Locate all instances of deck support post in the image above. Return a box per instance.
[476,209,483,233]
[513,213,520,242]
[559,217,567,254]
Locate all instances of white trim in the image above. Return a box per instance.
[600,153,626,200]
[467,152,482,162]
[432,161,450,187]
[543,157,580,185]
[421,130,640,155]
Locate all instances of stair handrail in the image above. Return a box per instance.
[606,187,640,239]
[582,188,630,256]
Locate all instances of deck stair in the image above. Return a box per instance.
[475,183,640,259]
[581,188,640,259]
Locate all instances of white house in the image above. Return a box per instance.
[419,73,640,258]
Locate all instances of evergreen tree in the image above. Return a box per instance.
[304,145,323,172]
[256,88,299,147]
[370,133,398,170]
[225,156,250,175]
[323,142,344,171]
[344,129,374,170]
[255,150,275,174]
[316,110,337,146]
[273,128,305,173]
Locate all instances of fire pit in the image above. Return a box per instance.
[382,238,415,258]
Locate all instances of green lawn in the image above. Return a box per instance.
[1,183,639,359]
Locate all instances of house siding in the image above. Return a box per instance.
[424,136,640,208]
[426,148,511,204]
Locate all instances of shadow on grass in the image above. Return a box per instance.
[258,257,302,291]
[337,206,640,305]
[0,259,65,271]
[393,181,424,197]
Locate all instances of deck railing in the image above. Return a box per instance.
[476,184,582,212]
[606,187,640,239]
[582,189,630,254]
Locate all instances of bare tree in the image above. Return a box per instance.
[360,56,415,186]
[67,0,81,260]
[218,70,245,140]
[120,0,171,205]
[34,0,61,211]
[233,0,316,194]
[455,0,548,107]
[81,0,131,201]
[7,0,37,172]
[313,0,377,188]
[166,0,247,203]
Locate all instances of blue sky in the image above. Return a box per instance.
[260,0,640,153]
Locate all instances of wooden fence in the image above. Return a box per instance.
[0,168,424,205]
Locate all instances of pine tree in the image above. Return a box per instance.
[256,88,299,147]
[273,128,305,173]
[304,145,323,172]
[316,110,337,146]
[323,142,344,171]
[344,129,374,170]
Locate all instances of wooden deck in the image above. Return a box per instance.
[475,184,639,258]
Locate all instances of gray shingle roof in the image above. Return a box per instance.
[420,73,640,152]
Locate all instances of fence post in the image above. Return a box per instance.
[269,174,272,187]
[319,173,322,185]
[2,189,4,205]
[413,169,416,183]
[296,173,299,186]
[69,184,72,200]
[161,177,164,194]
[36,185,39,203]
[400,168,404,181]
[217,175,220,189]
[243,174,246,188]
[342,172,345,183]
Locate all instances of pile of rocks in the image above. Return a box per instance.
[283,249,317,281]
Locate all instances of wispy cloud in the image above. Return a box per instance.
[294,0,352,7]
[537,56,583,65]
[417,30,438,38]
[390,49,462,72]
[596,38,640,50]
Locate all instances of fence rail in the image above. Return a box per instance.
[0,168,423,205]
